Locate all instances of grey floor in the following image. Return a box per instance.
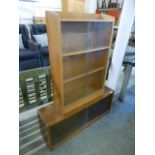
[19,82,135,155]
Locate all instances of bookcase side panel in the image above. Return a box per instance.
[45,11,64,111]
[102,21,114,85]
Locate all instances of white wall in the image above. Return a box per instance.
[19,0,98,23]
[106,0,135,90]
[19,1,34,23]
[85,0,97,13]
[19,0,62,24]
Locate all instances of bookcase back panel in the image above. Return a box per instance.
[61,22,88,33]
[61,21,113,107]
[86,49,108,72]
[63,69,105,106]
[62,32,87,52]
[63,49,108,82]
[64,77,85,106]
[63,54,86,81]
[86,70,105,96]
[87,22,113,48]
[61,22,113,53]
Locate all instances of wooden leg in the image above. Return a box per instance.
[119,64,133,102]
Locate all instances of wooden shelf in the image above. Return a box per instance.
[64,87,103,106]
[63,46,109,57]
[64,67,104,84]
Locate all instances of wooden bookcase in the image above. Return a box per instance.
[45,11,114,114]
[38,12,115,149]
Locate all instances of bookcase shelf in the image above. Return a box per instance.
[62,46,109,57]
[63,49,109,82]
[64,66,105,83]
[64,68,105,106]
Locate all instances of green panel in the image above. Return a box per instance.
[19,67,53,112]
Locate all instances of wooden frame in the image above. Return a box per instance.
[46,11,114,114]
[62,0,86,13]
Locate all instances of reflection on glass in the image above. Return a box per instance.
[62,22,112,106]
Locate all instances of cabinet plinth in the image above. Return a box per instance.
[38,86,114,149]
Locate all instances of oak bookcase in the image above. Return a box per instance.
[45,11,114,114]
[38,12,115,149]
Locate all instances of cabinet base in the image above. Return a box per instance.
[38,86,114,149]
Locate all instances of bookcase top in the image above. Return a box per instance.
[45,11,115,22]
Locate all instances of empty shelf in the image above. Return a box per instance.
[64,67,105,84]
[63,46,109,57]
